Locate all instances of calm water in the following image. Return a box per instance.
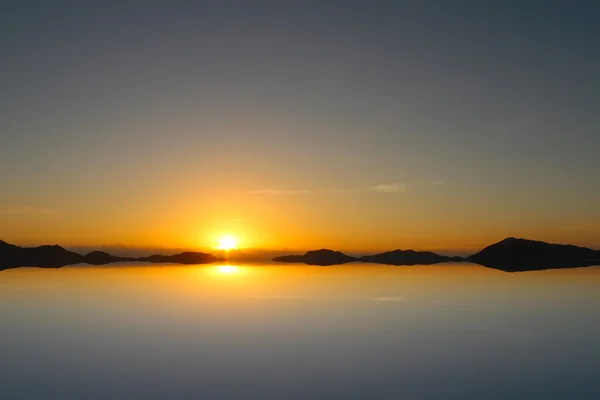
[1,263,599,399]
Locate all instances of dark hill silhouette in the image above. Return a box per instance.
[468,237,600,272]
[272,254,305,263]
[273,249,357,266]
[360,249,458,265]
[83,251,136,265]
[137,252,220,264]
[0,240,220,271]
[1,240,82,269]
[273,239,600,270]
[274,248,460,266]
[4,238,600,272]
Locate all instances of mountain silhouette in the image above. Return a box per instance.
[273,249,357,266]
[274,248,460,266]
[0,240,82,269]
[0,240,220,271]
[273,238,600,270]
[82,251,136,265]
[137,252,220,264]
[468,237,600,271]
[360,250,460,265]
[4,238,600,272]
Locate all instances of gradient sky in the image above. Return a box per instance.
[1,1,600,252]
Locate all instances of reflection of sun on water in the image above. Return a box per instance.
[217,265,239,274]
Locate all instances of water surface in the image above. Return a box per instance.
[1,263,599,399]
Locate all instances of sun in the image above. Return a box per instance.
[217,235,239,250]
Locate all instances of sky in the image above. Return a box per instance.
[1,0,600,252]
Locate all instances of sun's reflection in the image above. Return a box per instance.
[217,265,239,274]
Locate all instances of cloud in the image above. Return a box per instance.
[247,180,442,196]
[247,189,312,195]
[372,296,406,302]
[0,205,59,217]
[371,183,406,193]
[412,180,445,186]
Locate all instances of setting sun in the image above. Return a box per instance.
[217,235,239,250]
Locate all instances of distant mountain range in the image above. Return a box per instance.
[273,249,462,266]
[0,240,219,271]
[273,238,600,271]
[2,237,600,272]
[137,252,220,264]
[360,250,464,265]
[274,249,357,266]
[273,249,463,266]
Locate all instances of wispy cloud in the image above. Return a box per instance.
[0,205,59,217]
[372,296,406,302]
[371,183,406,193]
[420,181,445,185]
[247,189,312,195]
[248,180,443,196]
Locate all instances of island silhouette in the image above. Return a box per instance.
[273,238,600,271]
[1,237,600,272]
[0,240,219,271]
[273,249,357,266]
[273,249,462,266]
[467,237,600,272]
